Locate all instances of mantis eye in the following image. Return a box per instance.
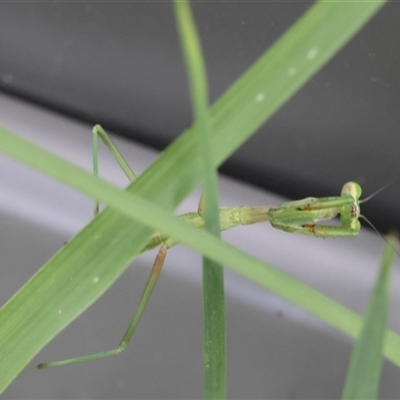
[341,182,362,199]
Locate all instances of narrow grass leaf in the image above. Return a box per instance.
[342,233,398,400]
[174,1,225,398]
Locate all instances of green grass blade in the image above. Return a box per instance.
[3,127,400,390]
[0,0,386,392]
[342,233,398,400]
[173,1,225,398]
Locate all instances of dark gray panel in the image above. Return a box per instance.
[0,2,399,232]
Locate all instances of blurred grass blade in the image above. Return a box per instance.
[173,1,225,398]
[342,233,398,400]
[0,0,386,392]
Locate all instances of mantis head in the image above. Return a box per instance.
[341,182,362,200]
[340,182,362,231]
[345,180,400,257]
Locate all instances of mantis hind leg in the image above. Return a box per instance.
[21,128,169,373]
[92,125,138,215]
[21,244,169,373]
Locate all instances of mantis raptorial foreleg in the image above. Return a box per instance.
[24,125,386,374]
[267,182,362,237]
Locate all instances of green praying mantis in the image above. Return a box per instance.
[22,124,386,374]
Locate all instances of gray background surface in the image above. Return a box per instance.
[0,2,399,232]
